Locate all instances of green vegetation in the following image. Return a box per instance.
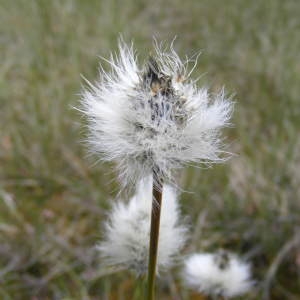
[0,0,299,299]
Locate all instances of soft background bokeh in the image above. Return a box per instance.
[0,0,299,299]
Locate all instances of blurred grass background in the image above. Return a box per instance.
[0,0,300,299]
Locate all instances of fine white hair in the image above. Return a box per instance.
[80,39,233,188]
[182,251,253,298]
[97,177,188,275]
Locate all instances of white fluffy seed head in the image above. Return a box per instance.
[182,250,253,298]
[97,177,188,275]
[80,39,234,188]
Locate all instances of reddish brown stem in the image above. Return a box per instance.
[147,171,163,300]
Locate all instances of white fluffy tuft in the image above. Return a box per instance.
[97,177,188,275]
[182,251,253,298]
[80,40,234,187]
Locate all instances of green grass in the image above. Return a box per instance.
[0,0,300,299]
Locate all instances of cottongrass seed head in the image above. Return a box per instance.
[80,39,234,188]
[97,177,188,275]
[182,250,253,298]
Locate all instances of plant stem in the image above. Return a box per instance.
[147,171,163,300]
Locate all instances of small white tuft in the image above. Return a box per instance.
[182,250,253,298]
[80,39,234,188]
[97,177,188,275]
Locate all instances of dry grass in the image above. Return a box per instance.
[0,0,300,299]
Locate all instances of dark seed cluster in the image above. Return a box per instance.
[138,57,188,128]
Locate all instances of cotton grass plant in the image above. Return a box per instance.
[80,40,233,188]
[182,250,253,299]
[97,176,188,276]
[80,39,243,299]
